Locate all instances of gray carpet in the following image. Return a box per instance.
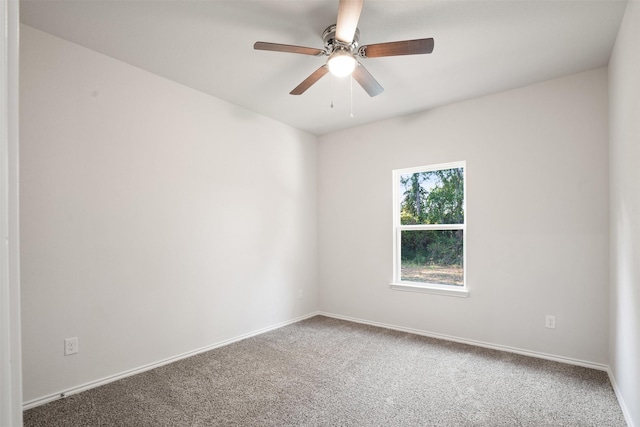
[24,315,626,426]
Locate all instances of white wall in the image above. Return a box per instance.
[609,1,640,425]
[318,68,609,365]
[20,25,318,403]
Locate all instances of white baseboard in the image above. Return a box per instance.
[318,311,609,371]
[607,367,636,427]
[22,311,320,411]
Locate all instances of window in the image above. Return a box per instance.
[391,161,468,297]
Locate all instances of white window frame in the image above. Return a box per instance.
[390,161,469,297]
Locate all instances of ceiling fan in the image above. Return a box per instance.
[254,0,434,97]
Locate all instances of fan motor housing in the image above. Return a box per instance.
[322,24,360,54]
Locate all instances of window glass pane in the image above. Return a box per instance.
[399,168,464,225]
[400,229,463,286]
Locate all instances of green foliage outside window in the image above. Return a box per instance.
[400,168,464,225]
[399,168,464,268]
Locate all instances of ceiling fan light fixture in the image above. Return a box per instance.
[327,49,356,77]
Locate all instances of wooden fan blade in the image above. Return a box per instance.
[352,63,383,97]
[335,0,364,43]
[360,38,434,58]
[254,42,324,56]
[290,65,330,95]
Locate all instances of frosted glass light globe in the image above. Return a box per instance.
[327,50,356,77]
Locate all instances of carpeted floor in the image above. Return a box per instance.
[24,315,626,426]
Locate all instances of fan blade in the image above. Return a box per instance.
[290,65,330,95]
[360,38,434,58]
[335,0,363,44]
[352,63,383,97]
[254,42,324,56]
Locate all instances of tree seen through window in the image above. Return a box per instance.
[398,167,464,286]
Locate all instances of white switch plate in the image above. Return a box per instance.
[64,337,78,355]
[545,315,556,329]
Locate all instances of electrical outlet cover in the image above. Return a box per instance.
[64,337,78,355]
[545,315,556,329]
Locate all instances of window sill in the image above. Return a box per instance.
[389,282,470,298]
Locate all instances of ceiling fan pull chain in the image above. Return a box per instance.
[330,75,335,109]
[350,76,354,118]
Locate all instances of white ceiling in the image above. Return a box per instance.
[20,0,627,136]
